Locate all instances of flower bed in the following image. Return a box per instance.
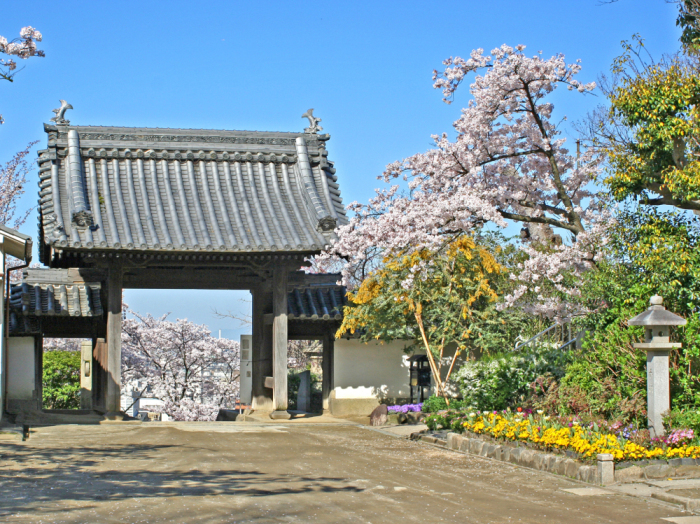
[387,403,423,413]
[425,409,700,462]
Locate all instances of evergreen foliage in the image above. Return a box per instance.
[42,350,80,409]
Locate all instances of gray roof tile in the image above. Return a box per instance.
[288,283,347,321]
[38,123,347,263]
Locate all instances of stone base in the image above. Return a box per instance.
[103,411,126,421]
[270,410,292,420]
[329,398,380,417]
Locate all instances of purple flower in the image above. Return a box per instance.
[387,403,423,413]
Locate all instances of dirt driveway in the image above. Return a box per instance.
[0,421,691,523]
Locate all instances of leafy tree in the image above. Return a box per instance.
[539,208,700,420]
[337,237,503,403]
[677,0,700,52]
[43,350,80,409]
[589,37,700,211]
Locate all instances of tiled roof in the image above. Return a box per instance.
[10,281,102,317]
[37,122,347,263]
[288,283,347,321]
[9,274,102,334]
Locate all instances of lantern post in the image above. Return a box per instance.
[628,295,687,438]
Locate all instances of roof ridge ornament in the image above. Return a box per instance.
[302,108,322,134]
[50,100,73,125]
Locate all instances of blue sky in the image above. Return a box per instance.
[0,0,684,340]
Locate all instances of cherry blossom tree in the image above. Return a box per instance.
[43,338,85,352]
[121,310,240,421]
[0,141,38,229]
[326,44,608,319]
[0,26,43,124]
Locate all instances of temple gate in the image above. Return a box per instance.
[8,105,347,421]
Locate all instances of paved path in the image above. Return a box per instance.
[0,422,693,523]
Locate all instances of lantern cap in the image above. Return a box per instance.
[628,295,687,327]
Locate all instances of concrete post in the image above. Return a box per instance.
[596,453,614,486]
[647,349,670,438]
[80,340,93,410]
[105,264,123,418]
[239,334,253,406]
[297,370,311,412]
[270,267,290,419]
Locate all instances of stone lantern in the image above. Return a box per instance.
[628,295,687,437]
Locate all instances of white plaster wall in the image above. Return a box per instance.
[333,339,465,400]
[7,337,35,400]
[333,339,416,400]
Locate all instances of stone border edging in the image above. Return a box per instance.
[411,430,700,485]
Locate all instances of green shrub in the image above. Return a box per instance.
[454,344,571,411]
[43,350,80,409]
[421,395,466,413]
[664,408,700,433]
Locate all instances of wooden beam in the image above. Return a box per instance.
[271,267,290,418]
[122,268,262,290]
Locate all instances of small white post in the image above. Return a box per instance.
[596,453,614,486]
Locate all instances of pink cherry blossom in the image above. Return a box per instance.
[0,26,44,123]
[324,44,606,319]
[122,310,240,421]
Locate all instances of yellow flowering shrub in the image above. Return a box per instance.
[451,412,700,462]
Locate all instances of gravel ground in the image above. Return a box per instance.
[0,422,691,523]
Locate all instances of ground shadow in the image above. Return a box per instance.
[0,441,363,516]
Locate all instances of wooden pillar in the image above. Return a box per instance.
[322,332,334,413]
[270,267,290,419]
[251,287,273,411]
[92,338,107,412]
[34,336,43,411]
[105,263,123,417]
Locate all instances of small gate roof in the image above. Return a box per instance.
[288,282,347,321]
[37,113,347,264]
[9,268,103,335]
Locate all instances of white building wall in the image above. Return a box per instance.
[331,339,464,416]
[333,339,416,401]
[7,337,35,400]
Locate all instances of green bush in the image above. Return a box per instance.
[454,344,572,411]
[421,395,466,413]
[43,350,80,409]
[527,209,700,422]
[664,408,700,434]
